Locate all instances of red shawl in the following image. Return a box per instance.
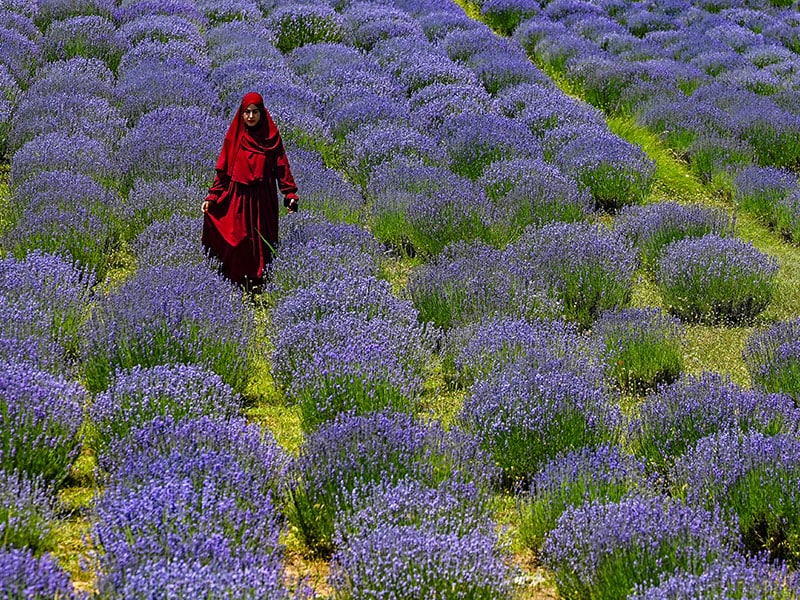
[215,91,283,185]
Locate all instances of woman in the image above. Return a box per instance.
[202,91,299,287]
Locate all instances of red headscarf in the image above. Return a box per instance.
[215,92,283,185]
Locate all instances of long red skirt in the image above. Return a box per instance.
[201,179,279,286]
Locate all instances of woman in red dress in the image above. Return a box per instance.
[202,91,299,287]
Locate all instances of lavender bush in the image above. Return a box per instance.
[285,410,499,556]
[593,307,685,394]
[775,188,800,244]
[628,371,800,473]
[518,444,649,552]
[101,415,288,501]
[0,360,86,485]
[131,215,208,269]
[41,15,127,69]
[444,316,600,388]
[81,265,254,393]
[656,233,778,324]
[505,221,639,329]
[26,57,116,101]
[0,549,84,600]
[614,201,734,271]
[481,0,540,36]
[0,27,40,88]
[268,4,346,53]
[120,178,206,240]
[459,362,622,486]
[287,149,364,224]
[541,495,742,600]
[743,318,800,401]
[630,557,800,599]
[733,164,798,225]
[89,364,242,467]
[0,469,55,554]
[671,430,800,566]
[329,480,517,600]
[33,0,115,27]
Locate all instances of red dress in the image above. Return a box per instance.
[202,92,298,286]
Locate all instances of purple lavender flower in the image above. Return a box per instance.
[593,307,685,394]
[285,149,364,222]
[469,47,553,94]
[442,25,528,64]
[445,316,601,388]
[671,430,800,565]
[743,317,800,400]
[630,556,800,599]
[0,360,86,485]
[81,265,254,393]
[115,106,225,188]
[628,371,800,472]
[131,215,208,269]
[121,178,207,240]
[459,362,622,486]
[541,495,742,600]
[344,2,425,51]
[481,0,540,36]
[114,0,209,25]
[615,200,734,270]
[519,444,650,551]
[41,15,127,69]
[0,469,56,553]
[92,477,284,597]
[0,249,96,374]
[117,38,211,73]
[33,0,115,26]
[0,549,84,600]
[0,10,40,41]
[27,57,116,100]
[206,20,277,64]
[10,133,117,188]
[419,9,482,42]
[287,410,499,556]
[101,415,287,506]
[505,221,639,328]
[194,0,261,26]
[117,14,205,50]
[330,523,517,599]
[89,363,242,465]
[686,133,757,182]
[8,92,127,151]
[268,4,346,53]
[408,81,492,131]
[0,26,41,87]
[656,233,778,324]
[775,187,800,243]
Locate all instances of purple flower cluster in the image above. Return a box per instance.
[268,4,346,53]
[89,363,242,468]
[670,430,800,565]
[286,410,499,556]
[656,233,779,324]
[286,149,364,223]
[0,360,86,485]
[615,200,734,270]
[743,317,800,400]
[733,165,799,227]
[506,221,639,329]
[593,307,685,394]
[0,549,84,600]
[519,444,650,551]
[131,215,208,269]
[630,557,800,599]
[81,265,255,393]
[459,363,622,485]
[41,15,127,69]
[541,495,742,600]
[0,469,56,554]
[628,371,800,472]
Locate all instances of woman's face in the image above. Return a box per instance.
[242,103,261,127]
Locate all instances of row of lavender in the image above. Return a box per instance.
[463,0,800,244]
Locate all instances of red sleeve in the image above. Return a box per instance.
[274,143,298,200]
[205,170,230,202]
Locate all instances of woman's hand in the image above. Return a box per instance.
[286,197,299,213]
[202,200,210,213]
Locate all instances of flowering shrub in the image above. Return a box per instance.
[10,133,117,188]
[542,495,742,600]
[481,0,540,36]
[733,165,798,225]
[26,57,115,100]
[131,215,209,269]
[285,410,499,556]
[628,371,800,473]
[287,149,364,223]
[330,479,517,600]
[743,317,800,400]
[82,265,254,393]
[344,3,425,51]
[459,362,621,485]
[444,316,599,388]
[120,178,206,240]
[775,188,800,244]
[89,364,242,466]
[0,360,86,485]
[630,557,800,599]
[505,221,639,329]
[671,430,800,566]
[0,549,84,600]
[518,444,649,552]
[269,4,346,53]
[593,307,685,394]
[41,15,127,69]
[0,469,55,554]
[615,201,734,271]
[0,27,40,88]
[656,233,778,324]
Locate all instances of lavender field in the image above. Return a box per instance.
[3,0,800,598]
